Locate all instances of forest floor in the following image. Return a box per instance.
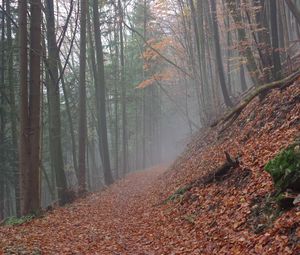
[0,166,171,254]
[1,80,300,254]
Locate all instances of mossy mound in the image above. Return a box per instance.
[265,143,300,210]
[265,145,300,193]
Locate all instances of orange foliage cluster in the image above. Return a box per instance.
[142,37,173,63]
[0,80,299,254]
[137,68,178,89]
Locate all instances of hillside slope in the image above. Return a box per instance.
[0,79,299,254]
[156,77,300,254]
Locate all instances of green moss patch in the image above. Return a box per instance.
[265,145,300,192]
[264,143,300,210]
[2,214,35,226]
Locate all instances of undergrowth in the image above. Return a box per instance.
[264,142,300,210]
[265,145,300,192]
[2,214,36,226]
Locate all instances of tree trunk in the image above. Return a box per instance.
[45,0,68,205]
[118,0,128,176]
[113,8,119,177]
[28,0,42,213]
[285,0,300,25]
[92,0,113,185]
[142,0,147,169]
[188,0,206,124]
[254,0,273,82]
[59,61,78,176]
[78,0,87,193]
[270,0,282,80]
[0,0,5,218]
[6,0,20,217]
[197,0,211,116]
[225,0,260,86]
[18,0,30,216]
[210,0,233,107]
[18,0,43,215]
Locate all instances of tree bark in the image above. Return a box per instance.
[210,0,233,107]
[225,0,260,86]
[45,0,68,205]
[270,0,282,80]
[253,0,273,82]
[28,0,42,213]
[118,0,128,176]
[92,0,113,185]
[0,0,5,219]
[78,0,87,193]
[285,0,300,25]
[59,61,78,176]
[87,5,105,170]
[18,0,43,215]
[6,0,20,217]
[188,0,205,123]
[18,0,30,215]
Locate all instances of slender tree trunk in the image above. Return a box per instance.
[0,183,3,219]
[210,0,233,107]
[197,0,211,116]
[135,90,139,170]
[225,0,260,86]
[78,0,87,193]
[118,0,128,176]
[59,62,78,176]
[0,0,5,218]
[92,0,113,185]
[188,0,205,124]
[270,0,282,80]
[254,0,273,82]
[205,0,221,113]
[285,0,300,25]
[280,1,290,51]
[6,0,20,216]
[240,64,247,92]
[142,0,147,169]
[87,6,104,173]
[113,10,119,177]
[18,0,30,215]
[45,0,68,205]
[226,12,232,95]
[25,0,42,214]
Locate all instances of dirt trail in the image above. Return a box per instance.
[2,82,299,255]
[0,166,172,255]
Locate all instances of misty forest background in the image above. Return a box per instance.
[0,0,300,218]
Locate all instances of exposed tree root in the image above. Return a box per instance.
[211,68,300,128]
[163,152,240,204]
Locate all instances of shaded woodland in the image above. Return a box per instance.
[0,0,300,219]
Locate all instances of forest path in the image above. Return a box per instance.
[0,166,175,254]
